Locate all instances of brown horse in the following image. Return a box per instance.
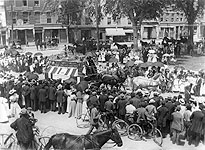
[44,127,123,150]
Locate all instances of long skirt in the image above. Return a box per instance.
[0,102,9,123]
[75,100,83,118]
[68,101,76,117]
[10,102,21,119]
[66,97,71,113]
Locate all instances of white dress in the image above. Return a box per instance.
[9,93,21,119]
[64,89,72,113]
[200,79,205,96]
[0,97,9,123]
[82,94,89,114]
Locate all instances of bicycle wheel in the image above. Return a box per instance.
[152,128,163,147]
[127,124,143,141]
[112,119,129,136]
[76,113,90,128]
[0,134,15,149]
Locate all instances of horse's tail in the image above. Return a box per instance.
[44,135,54,150]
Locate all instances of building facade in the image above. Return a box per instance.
[0,0,7,45]
[5,0,68,46]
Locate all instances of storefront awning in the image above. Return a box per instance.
[105,28,126,36]
[44,26,66,30]
[124,29,133,34]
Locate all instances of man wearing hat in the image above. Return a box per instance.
[146,99,157,121]
[116,94,128,120]
[104,95,115,128]
[10,108,34,149]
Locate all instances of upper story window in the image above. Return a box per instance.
[34,0,40,7]
[107,17,111,25]
[23,12,29,24]
[47,12,52,23]
[117,18,121,25]
[22,0,28,6]
[34,12,40,23]
[128,18,132,25]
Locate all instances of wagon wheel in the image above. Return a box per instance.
[0,133,15,149]
[39,136,52,150]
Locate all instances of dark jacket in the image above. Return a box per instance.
[38,88,47,102]
[55,90,65,103]
[117,99,128,116]
[48,86,56,101]
[10,115,34,143]
[190,110,204,134]
[99,94,108,112]
[157,106,169,127]
[30,85,37,100]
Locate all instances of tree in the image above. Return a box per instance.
[104,0,168,51]
[172,0,205,53]
[43,0,87,42]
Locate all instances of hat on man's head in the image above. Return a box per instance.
[9,89,16,95]
[27,107,32,110]
[20,108,27,115]
[179,99,185,105]
[108,95,114,99]
[149,99,155,104]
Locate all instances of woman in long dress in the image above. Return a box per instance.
[0,92,9,123]
[68,90,77,118]
[9,89,21,119]
[75,91,83,118]
[82,90,90,114]
[64,88,72,113]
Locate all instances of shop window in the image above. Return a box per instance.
[34,0,40,7]
[107,17,111,25]
[22,0,28,6]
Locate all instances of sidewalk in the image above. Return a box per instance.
[21,44,65,56]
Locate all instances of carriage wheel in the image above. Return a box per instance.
[0,134,15,149]
[38,136,51,150]
[152,128,163,147]
[76,114,90,128]
[127,124,143,141]
[112,119,129,136]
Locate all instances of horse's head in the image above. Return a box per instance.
[110,127,123,147]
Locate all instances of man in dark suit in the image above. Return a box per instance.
[22,82,31,108]
[29,82,37,111]
[117,94,128,120]
[48,83,56,111]
[99,89,108,112]
[38,84,47,113]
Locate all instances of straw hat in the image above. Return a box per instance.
[149,99,155,104]
[9,89,16,95]
[179,99,185,105]
[57,84,62,90]
[20,108,27,115]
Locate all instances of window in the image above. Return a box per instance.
[12,19,16,24]
[117,18,121,25]
[160,17,163,21]
[171,18,174,22]
[47,12,52,23]
[180,18,183,21]
[128,18,131,25]
[34,0,40,7]
[34,12,40,23]
[23,12,29,24]
[176,18,179,21]
[22,0,27,6]
[107,17,111,25]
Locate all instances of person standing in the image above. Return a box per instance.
[9,89,21,119]
[170,106,184,145]
[0,91,9,123]
[75,91,83,118]
[29,82,37,111]
[68,90,77,118]
[38,84,47,113]
[10,108,34,150]
[48,83,56,111]
[55,84,66,114]
[22,82,31,108]
[117,94,128,120]
[188,105,204,146]
[64,87,72,113]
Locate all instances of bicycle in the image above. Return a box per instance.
[76,107,91,128]
[127,118,163,146]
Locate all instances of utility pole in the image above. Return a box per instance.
[95,0,99,51]
[11,4,14,45]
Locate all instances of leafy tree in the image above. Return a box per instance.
[172,0,205,53]
[104,0,168,50]
[43,0,87,42]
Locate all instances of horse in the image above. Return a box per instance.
[44,127,123,150]
[73,43,86,54]
[114,42,128,50]
[131,73,164,90]
[100,68,127,90]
